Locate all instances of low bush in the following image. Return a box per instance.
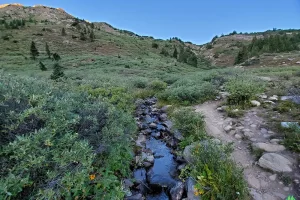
[133,78,148,89]
[180,141,249,199]
[160,82,217,105]
[172,108,206,148]
[149,80,167,91]
[0,74,136,199]
[225,76,265,106]
[282,124,300,152]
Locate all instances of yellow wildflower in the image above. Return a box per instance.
[89,174,96,180]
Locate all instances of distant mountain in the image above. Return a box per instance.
[1,3,299,67]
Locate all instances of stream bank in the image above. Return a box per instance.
[125,97,190,200]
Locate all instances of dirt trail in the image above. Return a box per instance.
[195,101,296,200]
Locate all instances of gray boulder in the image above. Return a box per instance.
[258,153,293,172]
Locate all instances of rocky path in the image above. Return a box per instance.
[195,101,299,200]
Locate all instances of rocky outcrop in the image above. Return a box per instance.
[258,153,293,172]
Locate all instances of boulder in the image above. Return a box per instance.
[136,135,147,147]
[159,113,168,121]
[224,125,233,132]
[185,177,201,200]
[269,95,278,101]
[170,182,184,200]
[149,123,157,129]
[258,153,293,172]
[252,143,286,152]
[251,100,261,107]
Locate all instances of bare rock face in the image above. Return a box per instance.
[258,153,293,172]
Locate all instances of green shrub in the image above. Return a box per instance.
[282,125,300,152]
[0,74,136,199]
[152,42,159,49]
[180,141,248,199]
[149,80,167,91]
[133,78,148,89]
[160,82,217,104]
[172,108,206,147]
[225,76,265,106]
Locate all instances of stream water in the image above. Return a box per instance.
[126,97,186,200]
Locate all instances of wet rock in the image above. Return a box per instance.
[162,120,173,129]
[134,168,147,194]
[125,193,143,200]
[170,182,184,200]
[186,177,201,200]
[224,125,233,132]
[149,123,157,129]
[144,128,152,134]
[177,164,186,170]
[142,152,154,163]
[143,161,153,168]
[156,124,166,131]
[252,143,286,152]
[159,113,168,121]
[147,191,169,200]
[145,115,154,123]
[251,100,261,107]
[174,130,184,141]
[136,135,147,147]
[124,179,134,188]
[258,153,293,172]
[139,123,149,130]
[151,132,161,139]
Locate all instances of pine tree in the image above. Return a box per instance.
[21,19,25,27]
[30,41,39,60]
[187,55,198,67]
[50,63,64,80]
[173,47,178,58]
[80,32,86,41]
[45,43,51,58]
[39,61,47,71]
[178,46,187,63]
[61,28,66,36]
[235,45,248,64]
[89,30,95,42]
[53,53,61,61]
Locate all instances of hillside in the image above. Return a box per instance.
[1,3,300,200]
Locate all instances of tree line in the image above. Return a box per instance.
[235,33,300,64]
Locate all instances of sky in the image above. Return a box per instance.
[1,0,300,44]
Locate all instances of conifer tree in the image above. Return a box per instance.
[89,30,95,42]
[30,41,39,60]
[50,63,64,80]
[45,43,51,58]
[61,28,66,36]
[173,47,178,58]
[39,61,47,71]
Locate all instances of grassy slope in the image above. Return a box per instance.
[1,5,300,200]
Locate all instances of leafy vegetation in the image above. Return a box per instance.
[0,74,136,199]
[225,76,265,106]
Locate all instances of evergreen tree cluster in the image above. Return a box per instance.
[178,46,198,67]
[235,33,300,64]
[1,19,25,29]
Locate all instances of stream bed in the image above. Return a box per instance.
[125,97,187,200]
